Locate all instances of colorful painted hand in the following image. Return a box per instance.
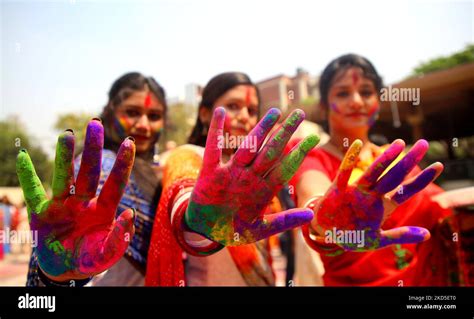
[16,119,136,281]
[185,107,320,246]
[313,139,444,251]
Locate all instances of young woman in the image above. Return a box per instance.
[18,72,318,286]
[23,72,166,286]
[287,54,453,286]
[146,72,319,286]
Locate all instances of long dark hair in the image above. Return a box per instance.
[188,72,260,147]
[319,53,383,107]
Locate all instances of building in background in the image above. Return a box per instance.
[256,68,323,122]
[185,83,203,108]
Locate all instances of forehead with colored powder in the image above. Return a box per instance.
[214,85,259,107]
[121,91,163,112]
[331,67,374,89]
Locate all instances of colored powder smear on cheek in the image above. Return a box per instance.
[367,102,380,127]
[152,127,163,141]
[329,104,348,128]
[114,116,132,139]
[330,103,341,114]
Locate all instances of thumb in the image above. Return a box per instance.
[255,208,314,241]
[380,226,430,248]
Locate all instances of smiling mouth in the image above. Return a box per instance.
[346,113,367,117]
[132,135,150,142]
[232,128,249,135]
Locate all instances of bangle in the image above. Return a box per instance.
[301,224,344,256]
[168,179,224,256]
[301,196,344,257]
[171,196,224,256]
[38,267,92,287]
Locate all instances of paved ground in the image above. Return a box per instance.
[0,252,29,286]
[0,248,288,287]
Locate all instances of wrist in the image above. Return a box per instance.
[303,195,325,236]
[37,266,92,287]
[301,195,345,256]
[168,180,224,256]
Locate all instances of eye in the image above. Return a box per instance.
[248,107,258,117]
[226,103,240,111]
[125,109,140,118]
[336,91,349,98]
[360,90,374,98]
[148,112,163,121]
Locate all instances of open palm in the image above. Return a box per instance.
[186,107,319,245]
[313,139,443,251]
[17,119,136,281]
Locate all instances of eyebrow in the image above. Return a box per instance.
[224,98,245,104]
[225,97,258,105]
[333,82,375,89]
[333,85,352,90]
[123,104,164,111]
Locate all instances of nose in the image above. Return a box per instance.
[350,92,364,111]
[237,107,250,123]
[135,114,150,131]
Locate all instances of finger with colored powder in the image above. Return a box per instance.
[16,149,47,216]
[390,162,443,204]
[52,129,75,199]
[374,139,429,194]
[335,139,362,190]
[252,109,305,175]
[233,108,281,166]
[75,119,104,199]
[16,119,137,281]
[266,134,320,187]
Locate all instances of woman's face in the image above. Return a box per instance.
[114,90,164,153]
[327,67,380,131]
[212,84,259,139]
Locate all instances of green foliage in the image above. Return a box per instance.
[412,44,474,76]
[160,103,196,150]
[0,116,52,187]
[54,112,93,155]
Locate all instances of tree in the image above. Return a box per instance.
[54,112,94,155]
[160,103,196,150]
[0,116,52,187]
[411,44,474,76]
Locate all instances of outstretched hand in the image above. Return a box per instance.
[16,119,136,281]
[313,139,443,251]
[186,107,320,246]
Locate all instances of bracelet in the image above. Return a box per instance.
[171,196,224,256]
[38,267,92,287]
[168,180,224,256]
[301,196,344,257]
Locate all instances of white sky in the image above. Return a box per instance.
[1,0,473,156]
